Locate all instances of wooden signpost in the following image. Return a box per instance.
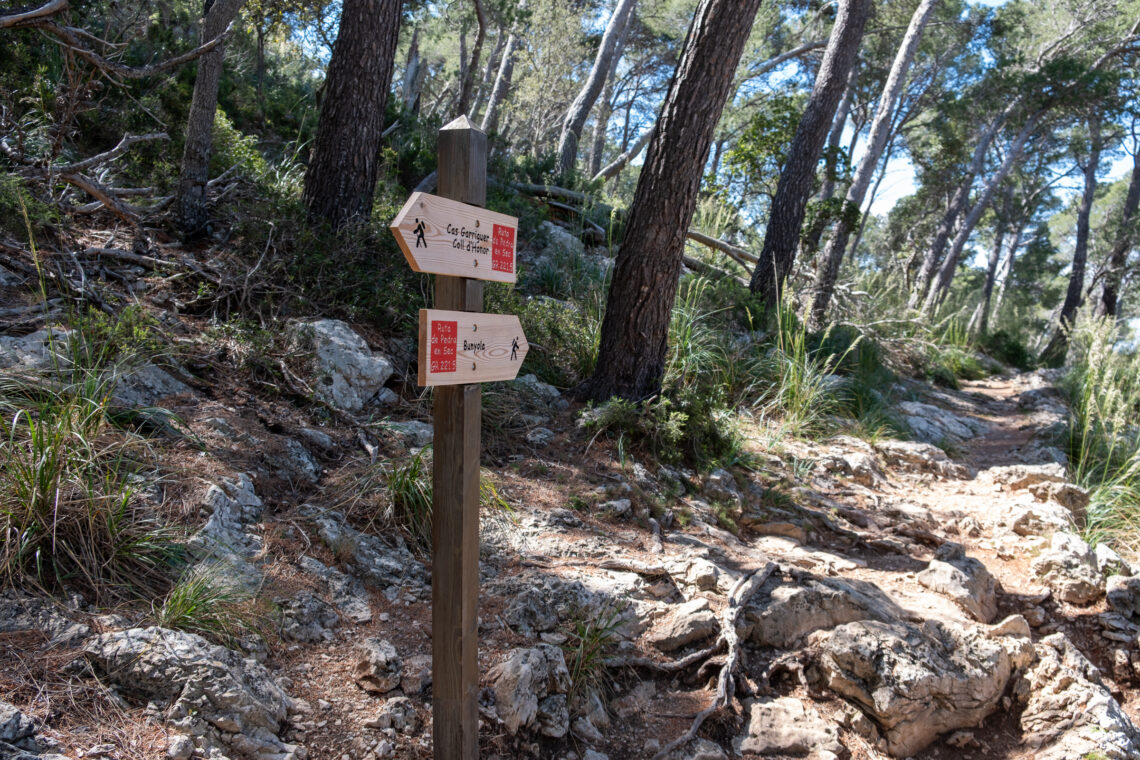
[392,115,526,760]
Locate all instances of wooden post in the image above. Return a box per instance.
[432,115,485,760]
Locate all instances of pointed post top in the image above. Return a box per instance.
[442,115,482,134]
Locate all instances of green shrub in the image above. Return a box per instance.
[980,329,1034,370]
[211,110,268,181]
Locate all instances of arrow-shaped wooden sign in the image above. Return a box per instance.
[392,192,519,284]
[418,309,529,386]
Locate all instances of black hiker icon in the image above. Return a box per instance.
[510,337,519,361]
[414,218,427,248]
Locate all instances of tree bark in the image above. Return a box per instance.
[592,125,653,182]
[555,0,638,177]
[588,15,632,178]
[991,223,1022,319]
[967,223,1005,336]
[480,32,518,134]
[1096,147,1140,317]
[748,0,873,308]
[302,0,402,230]
[808,0,940,326]
[174,0,247,238]
[576,0,764,402]
[924,111,1042,314]
[456,0,486,117]
[403,27,425,113]
[908,114,1006,309]
[799,66,857,261]
[1040,113,1103,365]
[469,28,505,119]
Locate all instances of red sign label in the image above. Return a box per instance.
[430,320,457,373]
[492,224,515,273]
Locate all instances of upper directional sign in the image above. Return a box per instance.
[392,192,519,283]
[418,309,529,387]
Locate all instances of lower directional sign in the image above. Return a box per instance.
[418,309,529,387]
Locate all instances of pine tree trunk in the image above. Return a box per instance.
[907,114,1006,309]
[403,28,424,112]
[1096,148,1140,318]
[968,225,1004,336]
[480,33,518,134]
[555,0,637,177]
[456,0,486,117]
[748,0,873,308]
[809,0,940,326]
[469,28,504,119]
[576,0,764,402]
[302,0,402,230]
[924,110,1042,314]
[799,67,857,261]
[174,0,246,238]
[1040,114,1103,365]
[588,17,631,178]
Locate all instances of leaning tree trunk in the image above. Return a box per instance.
[809,0,940,326]
[924,110,1042,314]
[302,0,402,230]
[576,0,764,402]
[456,0,486,117]
[799,66,857,260]
[469,29,505,119]
[1096,147,1140,317]
[555,0,637,177]
[907,112,1008,309]
[967,224,1005,336]
[480,32,518,135]
[588,15,632,178]
[175,0,247,238]
[979,222,1022,336]
[749,0,873,308]
[1040,114,1103,366]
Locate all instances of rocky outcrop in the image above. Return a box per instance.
[811,620,1013,757]
[0,594,91,647]
[917,542,999,623]
[83,627,299,760]
[289,319,394,413]
[897,401,989,445]
[486,645,571,737]
[1031,532,1104,605]
[1017,634,1140,759]
[872,440,966,478]
[647,598,719,652]
[297,556,372,624]
[304,507,424,592]
[744,570,902,649]
[277,592,339,643]
[734,698,841,759]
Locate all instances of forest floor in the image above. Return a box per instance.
[2,244,1138,760]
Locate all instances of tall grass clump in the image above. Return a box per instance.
[155,563,264,645]
[335,446,513,553]
[1063,315,1140,554]
[0,372,180,601]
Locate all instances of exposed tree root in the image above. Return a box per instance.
[651,562,775,760]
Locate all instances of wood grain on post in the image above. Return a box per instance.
[432,114,485,760]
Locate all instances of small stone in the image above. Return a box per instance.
[355,638,403,693]
[166,735,193,760]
